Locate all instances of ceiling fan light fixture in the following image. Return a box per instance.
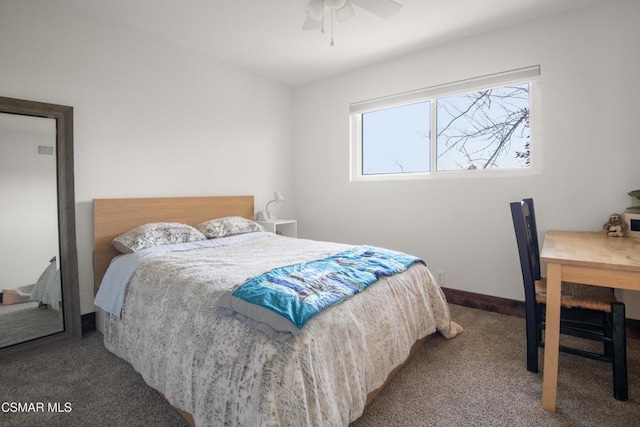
[305,0,324,21]
[302,0,402,46]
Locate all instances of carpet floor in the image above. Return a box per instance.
[1,304,638,426]
[0,303,63,348]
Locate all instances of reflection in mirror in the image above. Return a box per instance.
[0,113,64,348]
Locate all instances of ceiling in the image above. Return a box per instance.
[66,0,595,87]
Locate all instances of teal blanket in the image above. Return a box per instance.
[218,245,424,340]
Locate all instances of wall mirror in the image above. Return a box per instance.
[0,96,81,360]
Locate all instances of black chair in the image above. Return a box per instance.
[510,198,628,400]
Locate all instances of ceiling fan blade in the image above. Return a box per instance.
[351,0,402,19]
[335,0,355,22]
[305,0,324,21]
[302,16,322,31]
[326,0,347,8]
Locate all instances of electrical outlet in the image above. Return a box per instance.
[435,270,445,285]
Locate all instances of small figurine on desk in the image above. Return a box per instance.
[602,213,628,237]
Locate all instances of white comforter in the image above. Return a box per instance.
[103,234,461,426]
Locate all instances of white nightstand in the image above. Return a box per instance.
[257,219,297,238]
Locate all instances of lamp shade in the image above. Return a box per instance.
[273,192,285,202]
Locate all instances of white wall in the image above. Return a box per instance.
[292,0,640,318]
[0,1,295,313]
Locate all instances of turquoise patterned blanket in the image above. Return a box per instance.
[217,245,424,340]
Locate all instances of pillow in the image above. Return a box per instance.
[111,222,206,253]
[195,216,264,239]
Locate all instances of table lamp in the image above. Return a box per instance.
[256,192,285,221]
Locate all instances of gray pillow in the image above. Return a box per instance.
[195,216,264,239]
[111,222,206,253]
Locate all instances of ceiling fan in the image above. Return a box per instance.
[303,0,403,45]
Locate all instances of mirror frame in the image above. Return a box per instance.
[0,96,81,360]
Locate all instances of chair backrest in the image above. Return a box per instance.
[510,198,541,307]
[522,198,541,280]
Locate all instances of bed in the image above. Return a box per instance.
[93,195,461,426]
[29,256,61,310]
[2,257,60,310]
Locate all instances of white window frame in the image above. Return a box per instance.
[350,66,541,181]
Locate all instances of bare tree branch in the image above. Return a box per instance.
[436,84,530,170]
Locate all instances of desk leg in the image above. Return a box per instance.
[542,263,562,412]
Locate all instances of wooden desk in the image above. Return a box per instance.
[539,231,640,412]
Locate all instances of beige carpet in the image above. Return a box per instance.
[1,304,638,426]
[353,304,640,426]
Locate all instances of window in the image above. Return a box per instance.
[350,67,539,180]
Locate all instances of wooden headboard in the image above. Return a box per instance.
[93,195,254,294]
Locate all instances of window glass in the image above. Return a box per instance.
[362,101,430,175]
[436,83,530,171]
